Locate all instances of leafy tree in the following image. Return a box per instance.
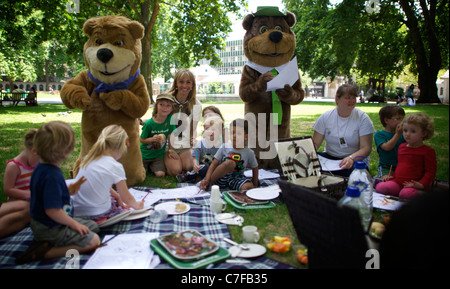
[90,0,245,102]
[0,3,42,86]
[397,0,448,103]
[1,0,245,102]
[284,0,449,103]
[208,81,222,94]
[150,6,183,82]
[0,0,89,89]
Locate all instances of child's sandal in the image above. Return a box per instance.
[15,240,53,265]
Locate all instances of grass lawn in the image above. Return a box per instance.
[1,100,448,268]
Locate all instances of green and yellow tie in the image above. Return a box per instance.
[271,68,282,125]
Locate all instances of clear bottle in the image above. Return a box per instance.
[338,186,371,231]
[348,161,373,218]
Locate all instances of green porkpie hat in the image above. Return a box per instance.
[253,6,286,17]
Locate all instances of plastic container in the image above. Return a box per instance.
[263,233,294,253]
[156,230,219,261]
[294,244,308,265]
[348,161,373,218]
[149,209,168,223]
[338,186,371,231]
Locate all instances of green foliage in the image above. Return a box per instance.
[167,0,244,68]
[285,0,408,80]
[0,0,246,84]
[0,0,91,82]
[285,0,448,103]
[208,82,223,94]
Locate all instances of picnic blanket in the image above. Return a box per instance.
[0,184,293,269]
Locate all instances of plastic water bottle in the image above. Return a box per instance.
[338,186,371,231]
[348,160,373,219]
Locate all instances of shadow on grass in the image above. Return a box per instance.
[0,104,77,115]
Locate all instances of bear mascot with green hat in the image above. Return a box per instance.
[239,6,305,169]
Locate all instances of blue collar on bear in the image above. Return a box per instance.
[88,69,140,94]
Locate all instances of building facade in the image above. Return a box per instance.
[213,39,247,75]
[0,81,63,92]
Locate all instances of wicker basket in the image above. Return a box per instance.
[279,180,368,268]
[275,136,347,200]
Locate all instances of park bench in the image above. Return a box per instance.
[0,92,38,107]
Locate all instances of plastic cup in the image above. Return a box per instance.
[149,210,168,223]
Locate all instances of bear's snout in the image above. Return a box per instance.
[269,31,283,43]
[97,48,114,63]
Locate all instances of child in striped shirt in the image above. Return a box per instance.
[3,129,40,201]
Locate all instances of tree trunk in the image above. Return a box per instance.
[6,76,14,92]
[399,0,442,103]
[45,60,50,91]
[417,68,440,103]
[141,30,153,103]
[138,0,160,104]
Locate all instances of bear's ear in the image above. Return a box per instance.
[83,17,98,36]
[242,14,254,31]
[284,11,297,27]
[128,20,145,40]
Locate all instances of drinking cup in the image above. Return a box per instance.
[242,225,260,243]
[149,209,168,223]
[210,199,227,214]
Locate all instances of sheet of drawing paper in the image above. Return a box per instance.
[83,233,160,269]
[266,57,299,92]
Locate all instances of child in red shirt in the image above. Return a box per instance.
[376,113,437,199]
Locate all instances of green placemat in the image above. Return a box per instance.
[223,191,276,210]
[150,239,230,269]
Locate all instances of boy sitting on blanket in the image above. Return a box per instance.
[200,119,259,191]
[176,115,223,184]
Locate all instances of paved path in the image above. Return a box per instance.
[37,97,64,104]
[37,96,336,105]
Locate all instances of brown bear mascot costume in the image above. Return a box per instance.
[61,15,149,186]
[239,7,305,169]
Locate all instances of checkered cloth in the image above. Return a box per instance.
[0,182,294,269]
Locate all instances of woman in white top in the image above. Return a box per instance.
[164,69,202,176]
[312,84,375,177]
[72,125,144,219]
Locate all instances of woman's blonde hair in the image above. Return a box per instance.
[169,69,197,114]
[34,121,75,164]
[403,113,435,140]
[80,125,128,168]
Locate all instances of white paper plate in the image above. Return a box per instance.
[98,210,132,228]
[228,244,266,258]
[154,201,190,215]
[245,186,280,201]
[123,208,153,221]
[215,213,244,226]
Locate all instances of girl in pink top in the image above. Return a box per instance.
[3,130,40,201]
[376,113,437,199]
